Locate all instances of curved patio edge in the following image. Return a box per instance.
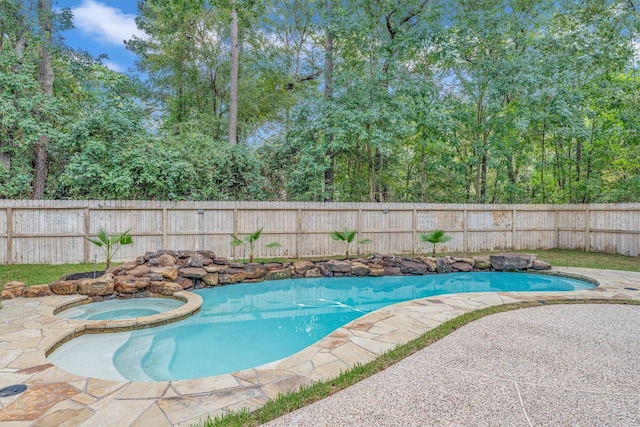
[0,267,638,426]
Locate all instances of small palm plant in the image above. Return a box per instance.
[230,228,281,263]
[330,229,371,260]
[86,228,133,269]
[419,230,451,256]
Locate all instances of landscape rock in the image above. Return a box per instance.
[49,280,78,295]
[186,254,205,268]
[178,267,207,279]
[368,266,385,276]
[532,259,552,270]
[202,272,219,286]
[490,253,535,271]
[473,256,491,269]
[77,274,115,296]
[159,254,176,267]
[265,268,292,281]
[149,281,183,296]
[244,264,267,279]
[351,262,371,276]
[305,268,323,278]
[23,284,52,297]
[219,271,247,284]
[326,259,352,273]
[383,266,402,276]
[121,261,138,270]
[399,259,428,275]
[175,277,193,290]
[436,258,452,274]
[293,260,315,275]
[452,257,475,267]
[127,265,151,277]
[114,276,150,294]
[150,267,179,281]
[451,261,473,272]
[1,282,27,299]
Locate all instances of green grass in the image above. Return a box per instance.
[0,262,109,290]
[447,249,640,272]
[195,299,640,427]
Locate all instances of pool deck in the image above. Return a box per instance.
[0,267,638,426]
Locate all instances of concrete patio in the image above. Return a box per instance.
[0,267,638,426]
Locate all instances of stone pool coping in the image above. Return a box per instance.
[46,292,203,356]
[0,267,639,426]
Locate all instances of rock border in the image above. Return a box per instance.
[1,250,552,301]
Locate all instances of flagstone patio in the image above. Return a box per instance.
[0,267,638,426]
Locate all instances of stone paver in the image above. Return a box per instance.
[0,268,638,426]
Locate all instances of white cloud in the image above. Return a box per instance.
[102,59,125,73]
[72,0,144,46]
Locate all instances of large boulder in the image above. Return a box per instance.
[473,255,492,269]
[532,259,552,270]
[351,262,371,276]
[77,274,115,296]
[158,254,176,267]
[178,267,207,279]
[265,268,292,281]
[451,261,473,272]
[149,281,183,296]
[202,272,219,286]
[49,280,79,295]
[127,265,151,277]
[305,268,323,278]
[293,260,315,275]
[1,281,26,299]
[415,256,437,272]
[23,284,51,297]
[436,258,452,274]
[244,264,267,279]
[326,259,352,273]
[114,276,150,294]
[398,259,428,275]
[150,267,179,281]
[186,254,205,268]
[219,270,247,284]
[490,253,535,271]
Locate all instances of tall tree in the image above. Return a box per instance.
[228,1,239,145]
[32,0,53,198]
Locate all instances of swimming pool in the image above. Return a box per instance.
[48,272,594,381]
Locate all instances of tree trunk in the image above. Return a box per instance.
[228,3,239,145]
[32,0,53,199]
[323,3,334,201]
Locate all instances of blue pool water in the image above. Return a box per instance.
[49,272,593,381]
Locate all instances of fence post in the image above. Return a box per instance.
[296,208,302,259]
[162,208,168,249]
[6,207,13,265]
[463,208,468,252]
[585,207,591,252]
[512,208,517,250]
[412,208,417,255]
[83,207,90,263]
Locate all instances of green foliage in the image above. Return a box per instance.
[1,0,639,203]
[419,230,451,257]
[86,228,133,269]
[329,229,371,260]
[230,228,281,263]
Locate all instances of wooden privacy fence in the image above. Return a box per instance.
[0,200,638,264]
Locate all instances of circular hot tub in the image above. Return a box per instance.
[56,298,185,321]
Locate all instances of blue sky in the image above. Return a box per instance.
[54,0,143,73]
